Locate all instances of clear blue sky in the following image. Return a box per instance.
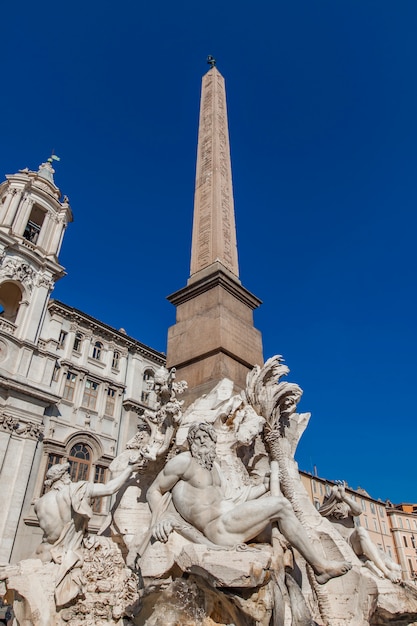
[1,1,416,503]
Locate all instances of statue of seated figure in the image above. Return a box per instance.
[33,460,141,606]
[319,483,401,584]
[146,422,351,585]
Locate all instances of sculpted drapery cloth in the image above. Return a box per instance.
[50,481,93,607]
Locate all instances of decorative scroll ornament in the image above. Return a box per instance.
[0,256,35,291]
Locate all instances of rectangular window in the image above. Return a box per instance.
[403,535,408,548]
[373,519,378,531]
[141,391,150,404]
[105,388,116,416]
[112,351,120,370]
[69,459,89,482]
[63,372,77,402]
[73,332,83,353]
[312,482,317,494]
[314,500,320,510]
[382,521,387,535]
[92,465,108,513]
[407,519,411,529]
[370,502,375,514]
[361,499,367,512]
[319,483,323,495]
[379,506,385,517]
[399,517,403,529]
[364,516,369,529]
[58,330,67,348]
[41,453,63,494]
[82,379,99,410]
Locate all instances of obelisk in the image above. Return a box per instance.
[167,62,263,403]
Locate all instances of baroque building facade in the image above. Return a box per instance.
[0,161,165,564]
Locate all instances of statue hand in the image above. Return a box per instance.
[128,456,147,472]
[152,517,174,543]
[337,483,346,498]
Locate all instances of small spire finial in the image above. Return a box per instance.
[207,55,216,68]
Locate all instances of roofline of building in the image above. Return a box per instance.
[49,299,166,363]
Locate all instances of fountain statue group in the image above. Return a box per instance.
[2,357,417,625]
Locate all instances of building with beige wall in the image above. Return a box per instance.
[386,503,417,582]
[300,470,417,584]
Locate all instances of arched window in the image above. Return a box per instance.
[92,341,103,360]
[141,369,155,405]
[68,443,91,482]
[23,205,45,244]
[41,439,109,513]
[143,369,154,382]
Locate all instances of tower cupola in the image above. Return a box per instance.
[0,159,73,342]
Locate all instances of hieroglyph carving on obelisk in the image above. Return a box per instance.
[190,67,239,278]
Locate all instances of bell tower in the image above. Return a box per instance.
[167,63,263,403]
[0,158,72,343]
[0,159,73,564]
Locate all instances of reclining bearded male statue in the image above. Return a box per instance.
[146,422,351,585]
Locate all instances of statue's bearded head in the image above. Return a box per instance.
[187,422,217,470]
[44,462,71,488]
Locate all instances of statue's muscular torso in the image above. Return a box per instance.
[168,453,233,531]
[34,485,74,544]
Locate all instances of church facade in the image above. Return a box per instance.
[0,162,165,563]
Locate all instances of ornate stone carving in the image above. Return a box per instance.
[0,256,35,291]
[124,366,187,466]
[320,482,402,583]
[0,460,143,624]
[36,272,54,290]
[0,413,18,434]
[0,414,43,440]
[3,356,417,625]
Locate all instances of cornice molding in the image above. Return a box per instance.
[167,268,262,310]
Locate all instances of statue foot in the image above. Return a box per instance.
[315,560,352,584]
[387,571,401,584]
